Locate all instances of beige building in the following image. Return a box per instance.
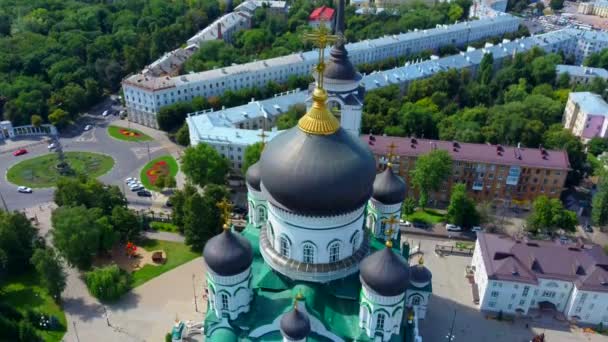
[563,92,608,142]
[578,1,608,18]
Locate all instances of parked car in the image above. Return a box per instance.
[47,143,56,150]
[412,221,429,229]
[13,149,27,156]
[400,219,412,227]
[102,110,109,117]
[17,186,32,193]
[84,124,92,131]
[130,186,144,192]
[165,199,173,207]
[125,177,136,183]
[584,224,593,233]
[471,226,483,233]
[137,190,152,197]
[446,224,463,232]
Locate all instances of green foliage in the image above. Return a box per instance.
[276,103,307,130]
[526,196,577,233]
[550,0,564,10]
[170,184,198,230]
[54,176,125,216]
[410,150,453,208]
[401,198,417,217]
[587,137,608,156]
[176,123,190,146]
[51,206,117,270]
[30,248,66,301]
[149,221,179,233]
[242,142,263,174]
[592,173,608,228]
[446,183,480,228]
[85,265,131,302]
[0,210,38,276]
[110,206,141,242]
[181,143,229,187]
[478,53,494,85]
[183,191,223,252]
[30,114,42,127]
[47,109,69,128]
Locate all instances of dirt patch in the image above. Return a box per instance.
[94,244,165,273]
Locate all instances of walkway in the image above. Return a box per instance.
[144,231,185,243]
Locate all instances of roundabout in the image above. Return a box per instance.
[140,155,179,190]
[7,152,115,188]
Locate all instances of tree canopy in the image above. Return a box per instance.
[31,247,66,300]
[181,143,229,187]
[410,150,453,207]
[242,142,263,174]
[0,210,38,276]
[446,183,480,229]
[526,195,577,234]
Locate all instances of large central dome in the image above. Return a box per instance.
[259,89,376,216]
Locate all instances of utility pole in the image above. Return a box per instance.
[192,273,199,312]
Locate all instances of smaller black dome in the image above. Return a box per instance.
[323,44,360,81]
[372,165,406,205]
[245,161,261,191]
[280,307,311,340]
[410,264,432,285]
[360,248,409,296]
[203,229,253,276]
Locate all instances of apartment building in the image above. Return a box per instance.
[578,0,608,18]
[472,233,608,325]
[563,92,608,142]
[308,6,336,30]
[556,64,608,86]
[362,135,570,209]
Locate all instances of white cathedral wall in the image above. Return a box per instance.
[206,267,253,320]
[359,285,406,341]
[367,200,402,240]
[266,203,365,263]
[247,188,267,226]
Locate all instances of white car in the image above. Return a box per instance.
[130,186,144,192]
[17,186,32,193]
[472,226,483,233]
[102,110,109,117]
[446,224,462,232]
[400,219,412,227]
[84,125,92,131]
[125,177,136,183]
[47,143,56,150]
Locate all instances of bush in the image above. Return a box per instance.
[85,265,132,302]
[166,332,172,342]
[150,221,180,233]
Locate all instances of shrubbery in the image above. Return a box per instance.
[85,265,132,302]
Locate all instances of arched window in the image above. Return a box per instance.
[268,222,275,248]
[280,236,290,257]
[248,201,254,222]
[329,242,340,262]
[376,313,386,331]
[412,296,421,306]
[379,221,386,236]
[351,231,360,254]
[303,244,315,264]
[221,293,229,310]
[258,206,266,222]
[366,215,375,231]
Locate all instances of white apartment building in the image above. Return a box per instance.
[123,15,521,128]
[563,92,608,142]
[578,0,608,18]
[472,233,608,325]
[186,11,252,46]
[556,64,608,86]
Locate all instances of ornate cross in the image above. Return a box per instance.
[303,21,338,89]
[387,142,397,162]
[216,198,233,229]
[382,215,399,247]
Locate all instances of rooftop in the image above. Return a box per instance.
[569,92,608,116]
[309,6,335,21]
[556,64,608,78]
[477,233,608,292]
[361,135,571,171]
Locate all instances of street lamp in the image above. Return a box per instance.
[192,273,199,312]
[446,309,457,341]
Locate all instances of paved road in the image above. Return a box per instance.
[0,100,183,211]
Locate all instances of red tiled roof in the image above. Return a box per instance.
[361,135,571,171]
[477,233,608,292]
[309,6,335,21]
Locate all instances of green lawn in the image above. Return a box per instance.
[0,273,67,342]
[108,125,152,142]
[7,152,114,188]
[406,209,446,224]
[131,239,198,288]
[149,221,180,233]
[139,155,179,191]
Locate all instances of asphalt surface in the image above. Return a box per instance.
[0,99,171,211]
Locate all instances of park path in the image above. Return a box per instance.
[144,231,185,243]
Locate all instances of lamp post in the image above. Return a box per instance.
[446,309,457,341]
[192,273,199,312]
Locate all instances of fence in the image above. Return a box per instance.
[435,244,475,256]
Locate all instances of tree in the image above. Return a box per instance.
[30,114,42,127]
[402,198,416,218]
[478,53,494,85]
[176,124,190,146]
[110,207,140,241]
[242,142,263,174]
[557,72,570,88]
[181,143,229,187]
[54,176,125,215]
[543,126,586,185]
[410,150,453,208]
[526,196,577,234]
[47,108,70,128]
[592,173,608,228]
[550,0,564,10]
[0,210,38,275]
[52,206,117,269]
[447,183,480,228]
[30,248,66,301]
[183,192,222,251]
[448,4,464,22]
[587,137,608,156]
[170,184,198,230]
[85,265,131,301]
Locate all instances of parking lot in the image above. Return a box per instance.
[411,236,607,342]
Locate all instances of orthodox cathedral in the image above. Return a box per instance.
[182,2,433,341]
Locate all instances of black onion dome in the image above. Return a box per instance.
[372,165,406,205]
[410,264,432,285]
[280,307,311,340]
[323,44,361,82]
[245,161,262,191]
[260,127,376,216]
[203,230,253,276]
[360,248,410,296]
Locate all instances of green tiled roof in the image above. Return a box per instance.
[204,225,420,342]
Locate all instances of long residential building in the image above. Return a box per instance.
[556,64,608,86]
[361,135,570,208]
[124,14,521,128]
[563,92,608,142]
[472,233,608,325]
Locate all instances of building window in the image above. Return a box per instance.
[329,242,340,262]
[523,286,529,297]
[280,236,290,257]
[519,300,526,306]
[258,207,266,222]
[412,296,421,306]
[575,306,582,313]
[303,244,315,264]
[489,301,496,308]
[511,294,516,299]
[376,313,385,331]
[352,232,360,254]
[491,291,499,297]
[542,291,556,298]
[221,293,229,310]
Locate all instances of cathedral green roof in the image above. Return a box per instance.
[204,224,421,342]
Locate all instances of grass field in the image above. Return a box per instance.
[107,125,152,142]
[406,209,446,224]
[7,152,114,188]
[0,273,67,342]
[131,239,198,288]
[149,221,180,233]
[139,155,179,190]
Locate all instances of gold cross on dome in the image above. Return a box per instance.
[216,198,233,228]
[387,142,397,160]
[382,215,399,248]
[303,21,338,89]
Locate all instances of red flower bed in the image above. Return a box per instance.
[145,160,169,185]
[119,128,142,138]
